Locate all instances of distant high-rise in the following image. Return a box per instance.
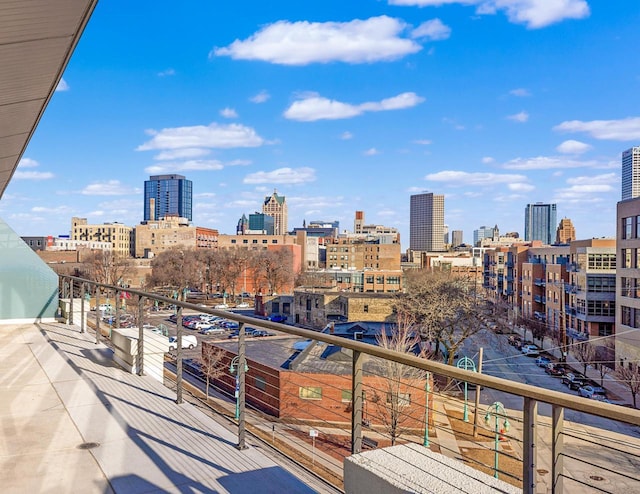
[144,174,192,222]
[452,230,463,247]
[262,189,288,235]
[524,203,557,245]
[556,217,576,244]
[409,192,445,252]
[473,225,498,246]
[622,146,640,200]
[443,224,449,245]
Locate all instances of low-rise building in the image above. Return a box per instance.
[72,217,134,257]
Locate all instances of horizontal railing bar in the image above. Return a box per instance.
[63,276,640,427]
[562,453,640,483]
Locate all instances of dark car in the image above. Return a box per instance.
[545,363,566,376]
[562,372,588,390]
[269,314,287,323]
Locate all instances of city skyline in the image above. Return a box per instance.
[0,1,637,248]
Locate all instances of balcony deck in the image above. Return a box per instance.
[0,322,327,494]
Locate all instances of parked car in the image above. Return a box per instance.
[168,335,197,351]
[235,302,250,308]
[214,303,229,310]
[269,314,287,323]
[578,385,607,399]
[535,356,551,367]
[521,344,541,356]
[508,335,521,346]
[199,327,226,336]
[562,372,588,390]
[249,329,274,337]
[545,362,567,376]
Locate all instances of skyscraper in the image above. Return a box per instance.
[473,225,498,246]
[524,203,557,245]
[556,217,576,244]
[622,146,640,200]
[452,230,463,247]
[262,189,288,235]
[144,174,192,222]
[409,192,445,252]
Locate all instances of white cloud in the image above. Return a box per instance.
[509,87,531,97]
[503,156,603,170]
[508,182,535,192]
[556,139,592,154]
[507,110,529,122]
[81,180,140,196]
[411,19,451,40]
[243,167,316,184]
[157,68,175,77]
[250,90,270,103]
[414,139,432,145]
[226,159,252,166]
[553,117,640,141]
[154,148,211,161]
[425,170,529,186]
[212,16,421,65]
[481,156,495,164]
[340,131,354,140]
[220,107,238,118]
[567,173,618,185]
[364,148,380,156]
[55,78,69,92]
[284,91,424,121]
[145,160,225,174]
[137,123,266,150]
[14,158,53,179]
[388,1,590,29]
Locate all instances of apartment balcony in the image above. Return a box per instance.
[567,262,579,272]
[534,295,546,304]
[533,278,546,287]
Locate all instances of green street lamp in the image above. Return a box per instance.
[456,356,477,422]
[484,401,510,479]
[229,356,249,420]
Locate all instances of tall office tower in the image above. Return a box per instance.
[409,192,445,252]
[262,189,288,235]
[622,146,640,200]
[143,174,192,222]
[524,203,557,245]
[452,230,463,247]
[556,217,576,244]
[443,224,449,245]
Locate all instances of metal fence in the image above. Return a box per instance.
[59,275,640,493]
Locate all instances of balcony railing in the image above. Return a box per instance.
[58,275,640,494]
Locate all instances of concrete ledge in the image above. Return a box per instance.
[344,443,521,494]
[111,327,169,383]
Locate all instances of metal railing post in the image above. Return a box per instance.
[523,397,538,494]
[137,295,145,376]
[238,321,248,450]
[176,306,183,404]
[351,349,363,454]
[115,288,121,329]
[69,279,74,325]
[80,283,86,333]
[95,285,101,344]
[552,405,564,494]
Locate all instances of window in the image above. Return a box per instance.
[252,239,258,244]
[255,376,266,391]
[262,239,268,244]
[386,393,411,407]
[299,386,322,400]
[621,249,632,269]
[624,217,633,239]
[587,276,616,293]
[363,305,369,313]
[366,276,374,283]
[341,390,352,402]
[376,276,384,284]
[621,306,631,326]
[587,300,615,317]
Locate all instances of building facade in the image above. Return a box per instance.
[143,174,193,222]
[473,225,498,247]
[622,146,640,200]
[524,203,557,245]
[409,192,445,252]
[451,230,463,247]
[248,212,275,234]
[71,217,134,257]
[556,218,576,244]
[262,190,288,235]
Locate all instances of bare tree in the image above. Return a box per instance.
[369,315,428,446]
[147,248,202,301]
[571,340,596,376]
[615,363,640,409]
[81,250,131,286]
[201,344,227,400]
[217,249,250,299]
[595,339,615,386]
[257,249,296,295]
[395,269,484,366]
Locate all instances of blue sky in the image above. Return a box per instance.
[2,0,639,248]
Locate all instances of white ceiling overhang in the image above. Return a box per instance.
[0,0,98,197]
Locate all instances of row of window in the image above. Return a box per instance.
[298,387,411,405]
[621,277,640,298]
[620,248,640,269]
[575,300,615,317]
[230,239,279,244]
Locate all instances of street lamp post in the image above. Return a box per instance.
[229,355,248,420]
[484,401,510,479]
[456,356,477,422]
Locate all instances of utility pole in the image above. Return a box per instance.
[560,280,567,362]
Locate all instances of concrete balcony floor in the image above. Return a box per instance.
[0,322,326,493]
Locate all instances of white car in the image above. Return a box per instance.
[214,303,229,310]
[521,344,540,356]
[168,335,197,351]
[236,302,250,308]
